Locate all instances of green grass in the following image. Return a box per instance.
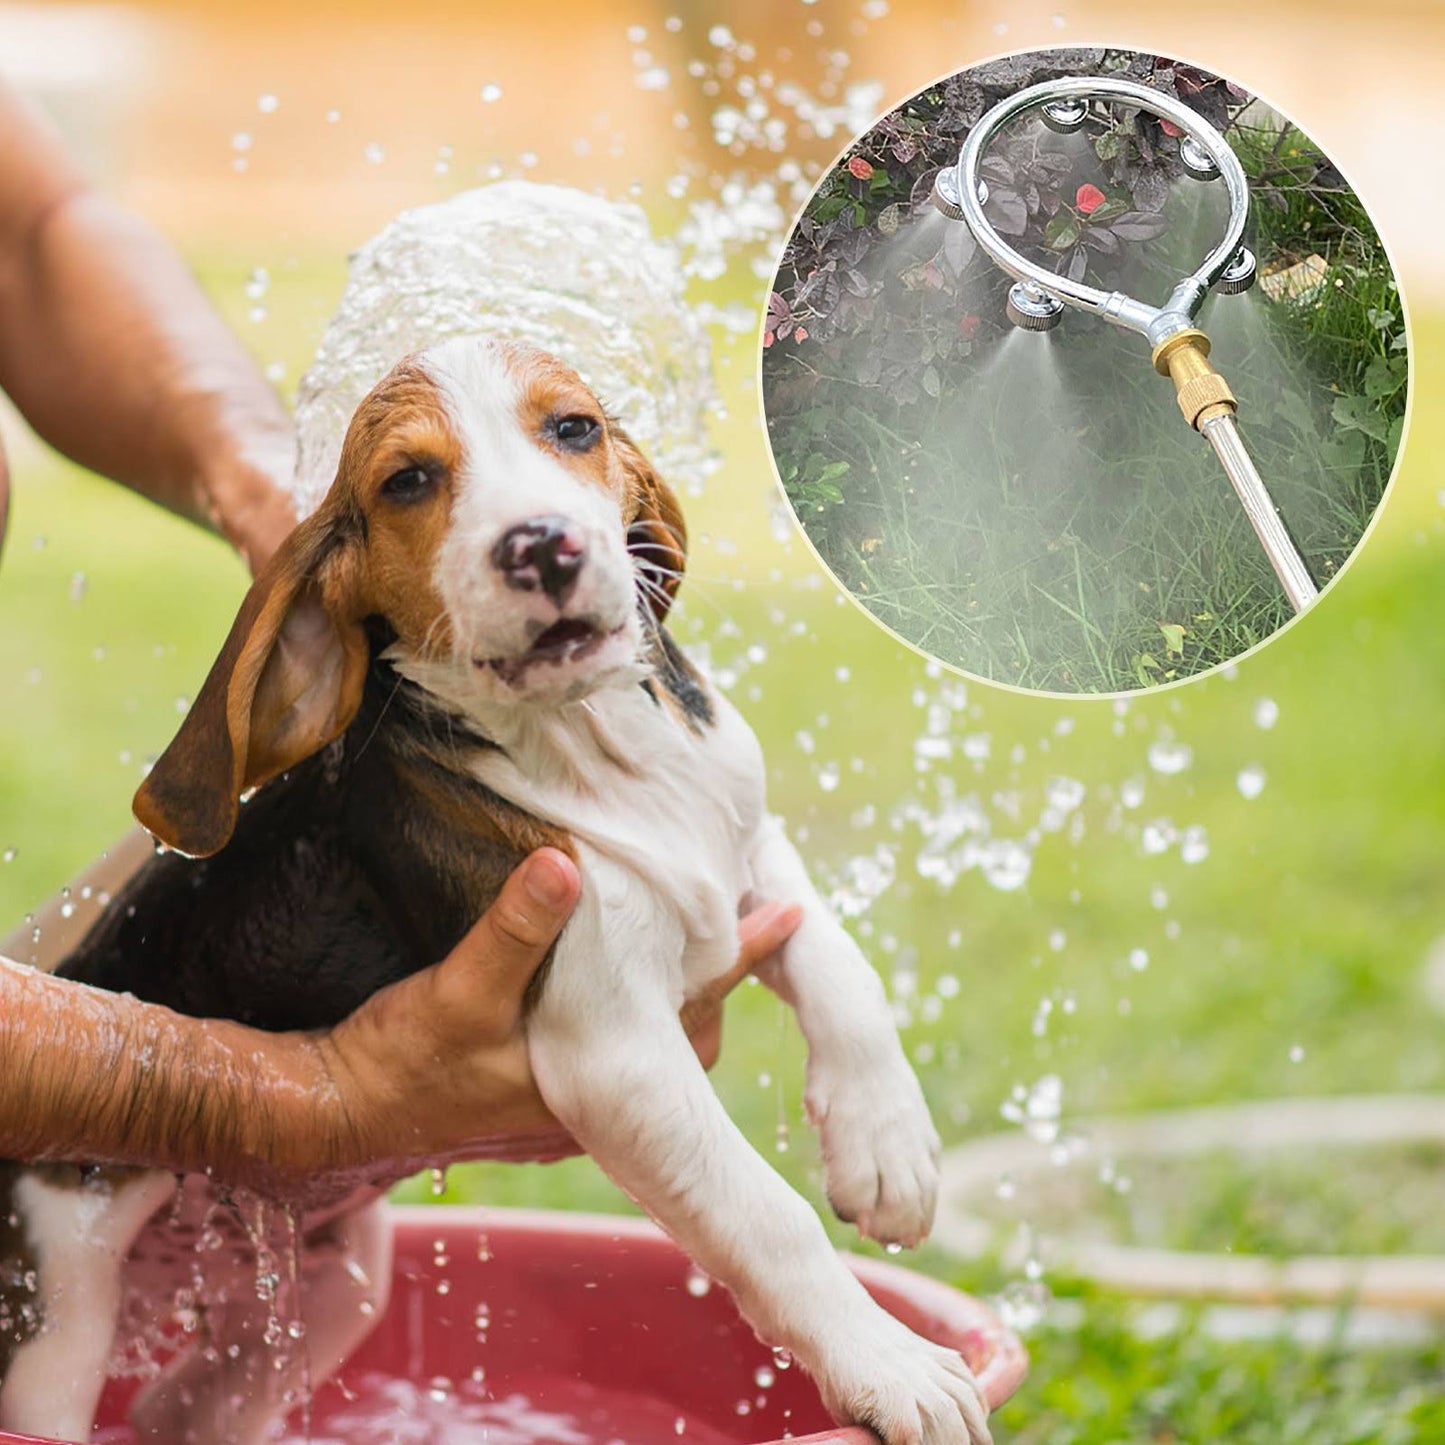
[994,1301,1445,1445]
[765,124,1406,693]
[1,253,1443,1437]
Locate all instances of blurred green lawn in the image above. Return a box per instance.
[1,254,1441,1440]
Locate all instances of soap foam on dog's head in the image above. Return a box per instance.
[289,182,715,523]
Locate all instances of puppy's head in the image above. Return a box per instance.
[136,337,686,857]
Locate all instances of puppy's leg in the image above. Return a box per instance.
[528,870,989,1445]
[129,1198,391,1445]
[0,1168,176,1442]
[746,814,942,1249]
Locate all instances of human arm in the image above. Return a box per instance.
[0,81,295,572]
[0,849,800,1197]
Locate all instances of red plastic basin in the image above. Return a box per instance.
[5,1206,1026,1444]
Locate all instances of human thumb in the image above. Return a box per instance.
[439,848,581,998]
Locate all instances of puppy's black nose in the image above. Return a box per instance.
[492,516,586,605]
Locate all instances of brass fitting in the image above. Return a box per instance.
[1150,329,1237,431]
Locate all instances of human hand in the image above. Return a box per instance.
[306,850,802,1185]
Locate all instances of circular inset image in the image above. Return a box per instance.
[761,47,1408,694]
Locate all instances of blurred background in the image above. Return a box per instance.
[0,1,1441,1440]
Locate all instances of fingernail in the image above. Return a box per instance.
[773,902,805,936]
[524,851,574,910]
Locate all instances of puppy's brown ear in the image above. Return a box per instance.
[617,428,686,622]
[134,508,370,858]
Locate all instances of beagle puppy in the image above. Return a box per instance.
[0,338,989,1445]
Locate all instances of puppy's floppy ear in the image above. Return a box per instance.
[616,427,686,622]
[134,505,370,858]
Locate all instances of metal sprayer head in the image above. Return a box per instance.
[928,76,1319,615]
[931,75,1254,346]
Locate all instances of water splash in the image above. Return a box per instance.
[290,184,717,516]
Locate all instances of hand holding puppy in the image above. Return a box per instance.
[0,851,799,1201]
[309,849,803,1187]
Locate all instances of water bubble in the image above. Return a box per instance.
[325,108,341,123]
[1128,948,1149,972]
[685,1268,712,1298]
[1,849,14,864]
[995,1279,1049,1331]
[231,131,253,153]
[363,142,386,165]
[257,93,279,114]
[1180,825,1210,864]
[69,572,87,602]
[1002,1074,1062,1144]
[637,66,671,91]
[1254,697,1279,730]
[480,83,504,103]
[1237,764,1267,799]
[772,1347,793,1370]
[1147,740,1193,775]
[818,761,840,792]
[1289,1043,1306,1063]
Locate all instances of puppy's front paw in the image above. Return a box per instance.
[807,1054,941,1248]
[813,1311,991,1445]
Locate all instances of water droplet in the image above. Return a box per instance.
[480,83,504,103]
[1237,764,1267,799]
[995,1279,1049,1331]
[754,1365,775,1390]
[231,131,253,153]
[363,142,386,165]
[1129,948,1149,972]
[685,1268,712,1298]
[69,572,87,602]
[257,93,279,114]
[1289,1043,1305,1063]
[1147,740,1192,775]
[1254,697,1279,730]
[1,849,14,864]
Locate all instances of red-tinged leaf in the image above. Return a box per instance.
[1075,183,1107,215]
[793,326,809,342]
[1159,118,1183,138]
[1109,210,1170,242]
[847,156,874,180]
[986,187,1029,237]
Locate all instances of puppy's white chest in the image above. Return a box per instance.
[467,679,767,987]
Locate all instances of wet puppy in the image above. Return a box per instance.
[0,337,989,1445]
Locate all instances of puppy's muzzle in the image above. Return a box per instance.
[493,515,586,607]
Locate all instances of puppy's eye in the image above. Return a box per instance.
[380,465,436,502]
[554,414,600,449]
